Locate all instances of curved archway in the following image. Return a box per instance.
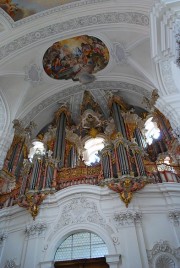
[54,231,108,261]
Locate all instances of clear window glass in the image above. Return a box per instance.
[144,117,160,145]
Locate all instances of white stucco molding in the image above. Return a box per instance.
[168,210,180,226]
[159,60,178,94]
[155,94,180,139]
[105,254,121,268]
[147,240,180,268]
[0,0,110,29]
[42,223,117,263]
[4,259,19,268]
[25,222,47,239]
[114,210,142,227]
[150,0,180,63]
[40,187,118,263]
[0,11,149,64]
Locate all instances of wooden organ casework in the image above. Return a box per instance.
[0,91,179,219]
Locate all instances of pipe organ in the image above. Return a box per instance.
[0,91,179,218]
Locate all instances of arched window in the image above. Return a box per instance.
[28,140,46,161]
[54,232,108,261]
[83,137,104,166]
[144,117,160,145]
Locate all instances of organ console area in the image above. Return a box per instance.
[0,91,179,219]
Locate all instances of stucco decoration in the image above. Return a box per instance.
[4,259,19,268]
[43,35,109,83]
[155,254,176,268]
[160,60,178,94]
[111,43,129,64]
[25,222,47,237]
[54,197,114,234]
[168,211,180,226]
[0,0,82,21]
[24,63,43,87]
[0,0,108,24]
[0,232,7,245]
[0,12,149,61]
[147,240,180,268]
[114,210,142,226]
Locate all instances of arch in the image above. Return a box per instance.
[0,89,10,135]
[17,80,152,132]
[54,231,108,261]
[154,253,178,268]
[42,223,117,263]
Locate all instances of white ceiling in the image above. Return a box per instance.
[0,0,156,136]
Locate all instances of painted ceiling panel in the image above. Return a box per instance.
[0,0,79,21]
[43,35,109,83]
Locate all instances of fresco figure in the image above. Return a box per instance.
[43,35,109,83]
[0,0,80,21]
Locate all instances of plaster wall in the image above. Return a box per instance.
[0,184,180,268]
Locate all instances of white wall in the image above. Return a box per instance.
[0,184,180,268]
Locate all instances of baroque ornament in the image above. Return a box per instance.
[0,0,109,28]
[160,60,178,94]
[4,259,18,268]
[111,43,129,64]
[0,232,7,245]
[114,210,142,226]
[155,255,175,268]
[147,240,180,268]
[100,176,151,207]
[54,197,113,234]
[168,210,180,226]
[24,64,43,86]
[25,222,47,237]
[0,12,149,62]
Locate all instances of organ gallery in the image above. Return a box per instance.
[0,90,179,219]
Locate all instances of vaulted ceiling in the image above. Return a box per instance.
[0,0,179,139]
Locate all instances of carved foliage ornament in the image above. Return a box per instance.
[24,64,43,86]
[25,222,47,237]
[4,259,18,268]
[155,255,175,268]
[168,211,180,226]
[100,176,151,207]
[54,197,113,234]
[147,240,180,268]
[114,210,142,226]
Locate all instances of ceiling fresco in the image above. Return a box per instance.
[0,0,79,21]
[43,35,109,83]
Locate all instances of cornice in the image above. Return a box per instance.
[0,11,149,63]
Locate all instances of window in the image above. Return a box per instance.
[83,137,104,166]
[28,140,46,161]
[144,117,160,145]
[54,232,108,261]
